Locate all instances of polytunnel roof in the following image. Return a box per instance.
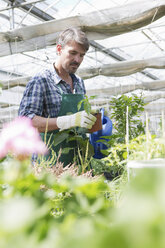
[0,0,165,129]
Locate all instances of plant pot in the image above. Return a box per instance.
[127,159,165,181]
[88,113,102,133]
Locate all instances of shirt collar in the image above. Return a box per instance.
[51,64,62,85]
[52,63,79,87]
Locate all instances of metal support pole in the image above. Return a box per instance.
[0,0,45,12]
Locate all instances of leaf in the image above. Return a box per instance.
[61,147,73,154]
[89,95,97,100]
[122,151,128,159]
[53,131,69,146]
[77,95,94,114]
[84,102,91,114]
[77,100,83,111]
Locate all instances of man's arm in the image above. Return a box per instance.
[32,115,59,133]
[32,111,97,133]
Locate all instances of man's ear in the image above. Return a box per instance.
[56,44,62,55]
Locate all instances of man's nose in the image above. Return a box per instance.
[74,54,82,63]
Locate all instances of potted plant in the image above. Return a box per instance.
[77,94,102,133]
[90,94,146,180]
[127,133,165,180]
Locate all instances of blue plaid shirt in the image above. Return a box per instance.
[18,65,86,119]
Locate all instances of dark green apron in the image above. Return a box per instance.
[40,93,84,166]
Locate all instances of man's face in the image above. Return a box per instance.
[57,40,86,74]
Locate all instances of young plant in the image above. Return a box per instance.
[91,94,147,180]
[77,94,96,114]
[109,93,146,142]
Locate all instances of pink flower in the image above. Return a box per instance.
[0,117,48,159]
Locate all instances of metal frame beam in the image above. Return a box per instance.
[4,0,54,21]
[0,68,23,77]
[0,0,45,12]
[2,0,160,81]
[90,41,159,81]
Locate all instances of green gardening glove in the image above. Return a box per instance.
[57,110,97,131]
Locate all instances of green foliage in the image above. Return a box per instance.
[91,94,146,180]
[111,168,165,248]
[110,93,146,142]
[50,127,95,173]
[91,142,127,179]
[53,130,70,147]
[42,94,147,180]
[78,94,96,114]
[65,129,95,171]
[128,133,165,161]
[77,140,93,173]
[0,157,114,248]
[1,153,165,247]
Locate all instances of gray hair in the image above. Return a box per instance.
[57,27,89,52]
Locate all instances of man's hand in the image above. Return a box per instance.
[57,111,97,131]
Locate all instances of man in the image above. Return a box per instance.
[18,27,96,166]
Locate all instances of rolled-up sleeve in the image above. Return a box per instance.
[18,76,44,119]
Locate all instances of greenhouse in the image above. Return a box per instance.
[0,0,165,247]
